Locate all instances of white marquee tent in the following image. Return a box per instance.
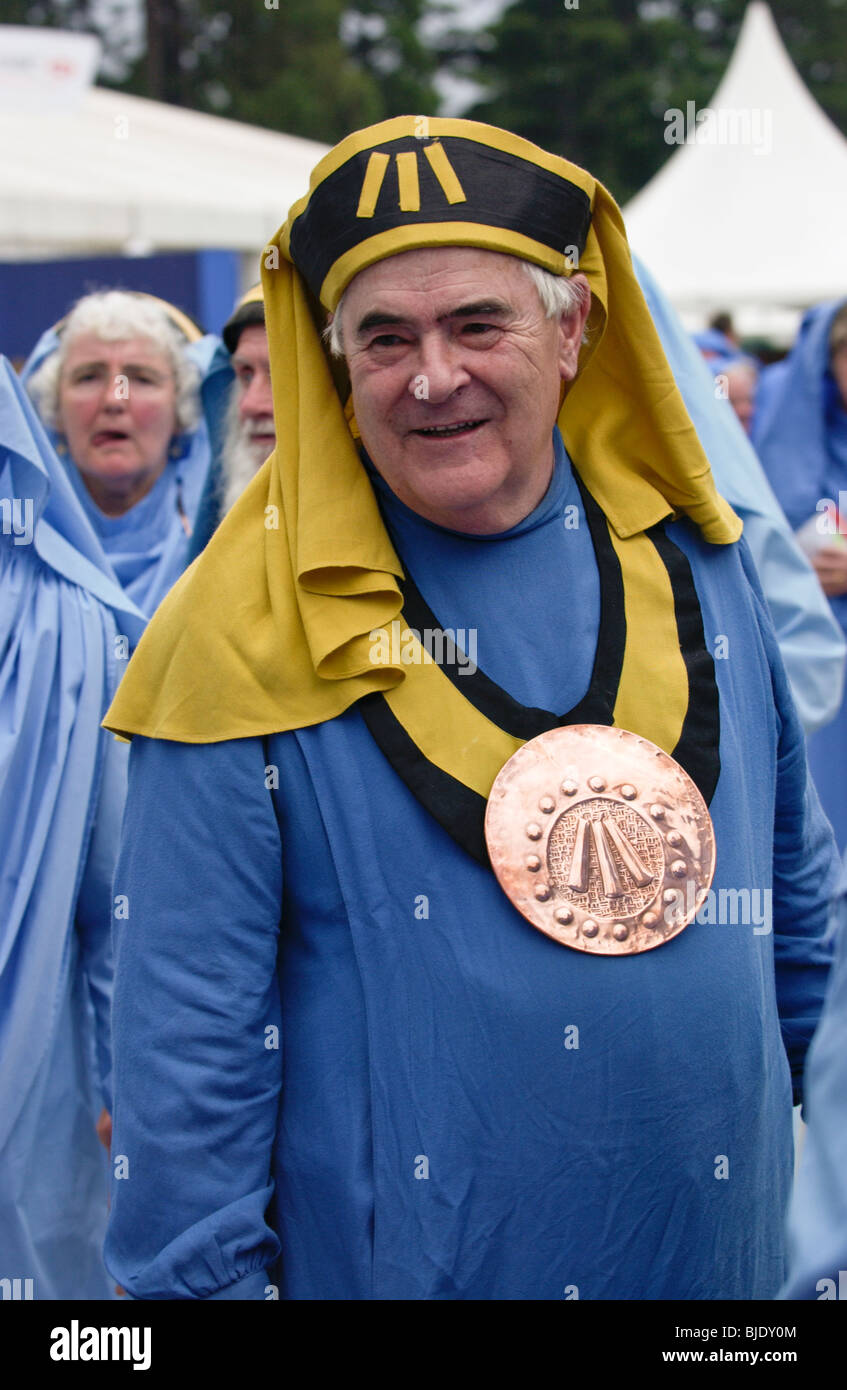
[623,2,847,338]
[0,27,329,262]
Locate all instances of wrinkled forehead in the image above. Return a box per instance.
[340,245,534,320]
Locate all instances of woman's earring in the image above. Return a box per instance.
[168,440,182,459]
[55,438,68,456]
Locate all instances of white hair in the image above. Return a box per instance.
[27,290,201,434]
[216,387,270,515]
[323,259,589,359]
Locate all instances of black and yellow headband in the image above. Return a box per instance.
[283,118,593,310]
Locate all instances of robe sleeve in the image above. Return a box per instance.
[738,540,838,1103]
[781,861,847,1299]
[104,734,283,1300]
[73,731,129,1112]
[738,509,846,736]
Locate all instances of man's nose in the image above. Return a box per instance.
[409,334,471,403]
[239,371,274,419]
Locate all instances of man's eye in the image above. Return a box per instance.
[369,334,407,348]
[462,322,499,337]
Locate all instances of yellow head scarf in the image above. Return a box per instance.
[104,116,740,743]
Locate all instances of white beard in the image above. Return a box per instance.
[218,391,274,516]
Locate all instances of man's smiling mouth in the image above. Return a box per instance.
[411,420,487,438]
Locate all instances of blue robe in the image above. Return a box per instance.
[752,301,847,850]
[185,337,234,562]
[692,327,738,364]
[0,359,145,1300]
[635,260,845,737]
[105,431,836,1300]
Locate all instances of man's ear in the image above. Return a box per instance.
[557,273,591,383]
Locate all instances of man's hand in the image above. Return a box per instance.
[812,545,847,596]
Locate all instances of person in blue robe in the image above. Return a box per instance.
[101,118,837,1301]
[635,258,845,737]
[0,359,146,1300]
[2,292,212,1301]
[753,300,847,850]
[23,291,217,618]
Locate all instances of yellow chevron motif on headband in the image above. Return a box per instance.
[356,144,467,219]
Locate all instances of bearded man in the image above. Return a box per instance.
[218,285,275,514]
[103,118,836,1301]
[187,286,275,558]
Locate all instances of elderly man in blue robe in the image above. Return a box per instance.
[189,286,275,558]
[103,119,836,1301]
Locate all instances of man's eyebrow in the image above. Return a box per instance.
[354,299,515,338]
[446,299,514,320]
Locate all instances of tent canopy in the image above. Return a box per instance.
[0,81,329,260]
[623,3,847,332]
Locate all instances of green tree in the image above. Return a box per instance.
[342,2,440,118]
[453,0,847,204]
[4,1,440,140]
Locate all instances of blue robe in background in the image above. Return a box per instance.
[635,260,845,737]
[753,300,847,849]
[0,359,145,1300]
[21,326,217,618]
[186,336,233,562]
[105,430,836,1301]
[692,326,738,364]
[781,850,847,1299]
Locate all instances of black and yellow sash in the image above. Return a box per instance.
[359,480,719,863]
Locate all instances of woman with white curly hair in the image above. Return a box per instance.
[24,290,212,615]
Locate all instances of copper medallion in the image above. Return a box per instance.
[484,724,715,954]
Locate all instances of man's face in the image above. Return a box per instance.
[232,323,275,462]
[339,247,589,533]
